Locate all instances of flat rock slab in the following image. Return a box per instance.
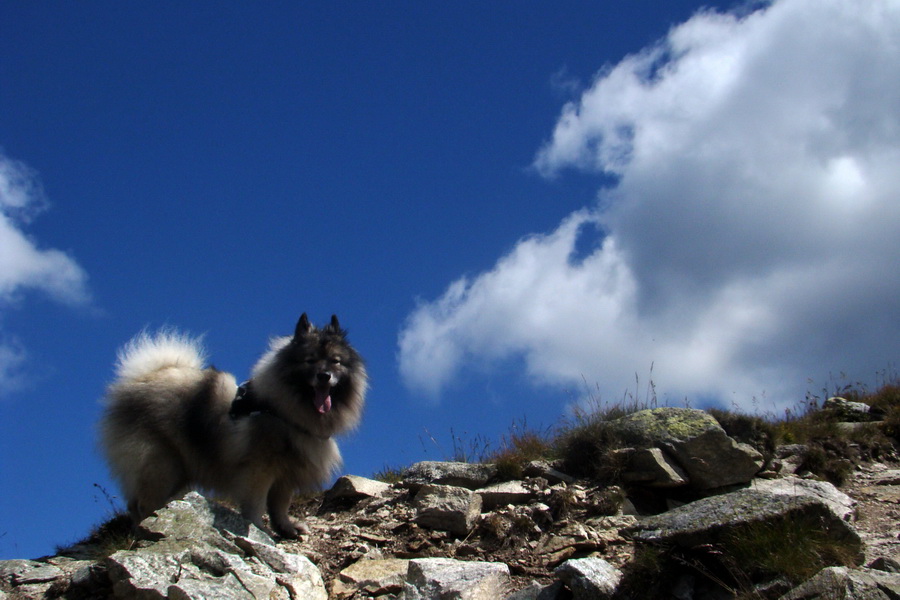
[402,558,510,600]
[625,488,863,561]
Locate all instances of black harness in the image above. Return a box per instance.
[228,381,272,419]
[228,380,330,440]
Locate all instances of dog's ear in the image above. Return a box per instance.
[330,315,341,331]
[294,313,312,338]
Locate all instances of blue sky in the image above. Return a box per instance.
[2,0,899,559]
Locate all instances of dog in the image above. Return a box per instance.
[99,313,366,538]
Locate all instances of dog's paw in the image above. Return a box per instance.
[272,515,309,539]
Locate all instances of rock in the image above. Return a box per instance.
[752,476,857,522]
[823,397,878,422]
[103,492,327,600]
[554,557,622,599]
[107,549,189,599]
[404,461,498,490]
[870,470,900,486]
[625,488,863,562]
[506,580,565,599]
[332,558,409,599]
[779,566,900,600]
[608,408,764,489]
[478,480,540,509]
[401,557,510,600]
[523,461,576,485]
[620,447,689,488]
[326,474,393,501]
[413,484,483,535]
[0,560,63,586]
[869,557,900,573]
[139,491,274,551]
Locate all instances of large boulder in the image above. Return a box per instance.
[625,488,863,563]
[108,492,327,600]
[751,476,857,522]
[609,407,764,488]
[779,566,900,600]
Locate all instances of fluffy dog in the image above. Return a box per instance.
[99,314,366,537]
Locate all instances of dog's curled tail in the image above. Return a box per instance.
[113,329,207,382]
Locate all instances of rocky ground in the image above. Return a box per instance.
[4,404,900,599]
[283,458,900,597]
[284,476,639,593]
[844,462,900,565]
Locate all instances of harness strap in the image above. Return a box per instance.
[229,380,331,440]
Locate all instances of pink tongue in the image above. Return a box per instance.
[315,389,332,414]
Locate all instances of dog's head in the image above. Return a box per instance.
[289,313,362,415]
[252,313,367,434]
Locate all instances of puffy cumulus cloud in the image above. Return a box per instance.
[398,0,900,410]
[0,152,90,391]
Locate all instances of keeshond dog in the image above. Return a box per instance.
[99,314,366,538]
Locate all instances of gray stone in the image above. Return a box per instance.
[779,566,900,600]
[100,493,327,600]
[233,535,311,574]
[139,491,273,552]
[752,476,857,522]
[523,461,576,485]
[107,549,186,598]
[327,474,392,500]
[402,558,510,600]
[414,484,483,535]
[506,580,565,600]
[608,408,764,489]
[0,560,63,585]
[167,572,256,600]
[625,488,863,562]
[869,557,900,573]
[332,558,409,599]
[278,561,329,600]
[478,480,540,509]
[555,557,622,599]
[823,397,876,422]
[621,447,689,487]
[404,461,498,490]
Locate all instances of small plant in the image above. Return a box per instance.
[486,419,554,481]
[617,545,682,599]
[720,513,861,585]
[373,465,405,484]
[56,513,136,560]
[588,485,626,517]
[707,409,777,459]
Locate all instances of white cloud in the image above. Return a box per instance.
[0,152,90,391]
[398,0,900,411]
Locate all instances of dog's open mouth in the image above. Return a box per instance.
[314,385,332,414]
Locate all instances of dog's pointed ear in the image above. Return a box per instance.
[330,315,341,331]
[295,313,312,338]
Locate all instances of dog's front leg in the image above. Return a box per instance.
[267,481,308,539]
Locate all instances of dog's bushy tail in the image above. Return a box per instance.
[113,330,206,382]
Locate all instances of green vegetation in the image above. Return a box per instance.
[55,513,135,560]
[466,376,900,489]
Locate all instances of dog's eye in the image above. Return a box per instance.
[329,358,342,365]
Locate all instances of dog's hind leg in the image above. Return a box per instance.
[128,461,188,525]
[267,480,307,539]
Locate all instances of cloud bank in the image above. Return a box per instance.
[398,0,900,410]
[0,152,90,391]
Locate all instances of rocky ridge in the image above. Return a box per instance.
[3,405,900,599]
